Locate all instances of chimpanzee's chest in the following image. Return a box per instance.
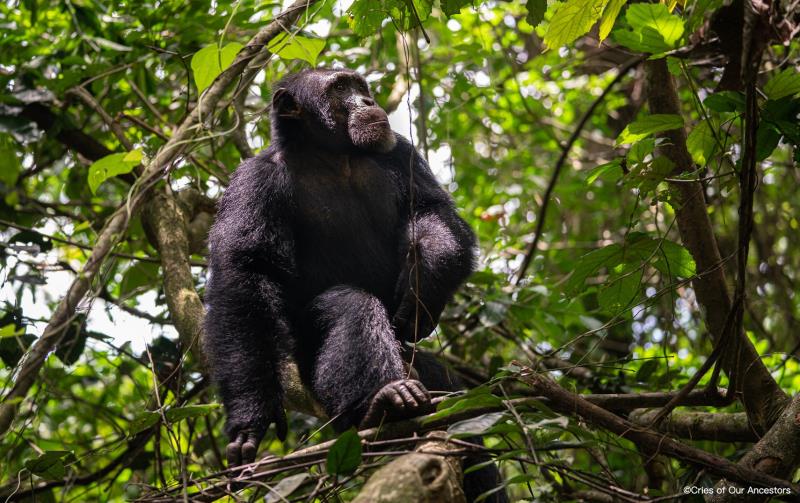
[289,154,406,299]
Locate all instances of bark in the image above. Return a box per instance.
[630,410,758,443]
[709,394,800,502]
[142,189,208,368]
[518,369,800,495]
[0,0,319,437]
[353,432,467,503]
[645,58,788,433]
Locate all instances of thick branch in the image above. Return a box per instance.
[142,189,207,368]
[645,58,788,432]
[630,410,758,443]
[518,369,800,496]
[353,432,466,503]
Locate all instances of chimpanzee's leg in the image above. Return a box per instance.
[302,286,432,431]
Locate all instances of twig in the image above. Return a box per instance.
[515,56,645,284]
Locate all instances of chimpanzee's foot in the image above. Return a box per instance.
[360,379,433,428]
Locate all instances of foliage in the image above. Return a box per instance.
[0,0,799,501]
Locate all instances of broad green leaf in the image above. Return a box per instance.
[165,404,221,422]
[613,4,684,54]
[525,0,547,27]
[616,114,684,145]
[566,244,623,293]
[544,0,610,49]
[598,0,627,41]
[586,159,621,184]
[686,121,717,165]
[0,324,24,338]
[87,150,142,194]
[703,91,745,113]
[24,451,72,480]
[653,239,696,278]
[628,138,655,163]
[755,123,781,161]
[598,265,641,312]
[426,392,503,423]
[447,411,506,436]
[129,411,159,435]
[191,42,243,94]
[267,33,325,65]
[764,68,800,100]
[326,428,362,475]
[636,359,659,382]
[624,155,674,193]
[443,0,473,16]
[624,232,695,278]
[0,134,21,186]
[265,474,310,503]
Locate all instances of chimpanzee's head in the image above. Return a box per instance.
[270,68,397,153]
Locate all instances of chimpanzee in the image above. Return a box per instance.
[204,68,507,502]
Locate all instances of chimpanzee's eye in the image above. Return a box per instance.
[334,81,346,91]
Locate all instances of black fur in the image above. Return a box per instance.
[204,68,507,502]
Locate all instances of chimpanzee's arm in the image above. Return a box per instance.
[203,154,295,465]
[392,150,476,343]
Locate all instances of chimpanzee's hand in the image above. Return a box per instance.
[225,399,287,467]
[360,379,433,428]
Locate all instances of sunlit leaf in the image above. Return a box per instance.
[87,150,142,194]
[616,114,684,145]
[267,33,325,65]
[191,42,243,94]
[544,0,610,49]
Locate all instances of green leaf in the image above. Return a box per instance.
[544,0,610,49]
[566,243,623,293]
[326,428,362,476]
[129,411,159,436]
[755,123,781,161]
[764,68,800,100]
[636,359,659,382]
[586,159,621,184]
[0,324,24,338]
[24,451,71,480]
[703,91,745,113]
[0,134,21,186]
[616,114,684,145]
[87,150,142,194]
[612,4,684,54]
[525,0,547,27]
[443,0,473,16]
[598,0,627,41]
[265,474,310,503]
[191,42,243,94]
[426,390,503,423]
[447,411,506,436]
[267,33,325,66]
[598,265,641,312]
[165,404,221,422]
[686,121,717,166]
[652,239,696,278]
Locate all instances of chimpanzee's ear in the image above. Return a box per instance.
[272,88,301,118]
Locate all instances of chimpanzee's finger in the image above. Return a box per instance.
[226,432,247,467]
[406,380,431,404]
[397,383,419,408]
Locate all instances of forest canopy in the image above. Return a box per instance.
[1,0,800,501]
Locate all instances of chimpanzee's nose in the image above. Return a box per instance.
[359,96,376,107]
